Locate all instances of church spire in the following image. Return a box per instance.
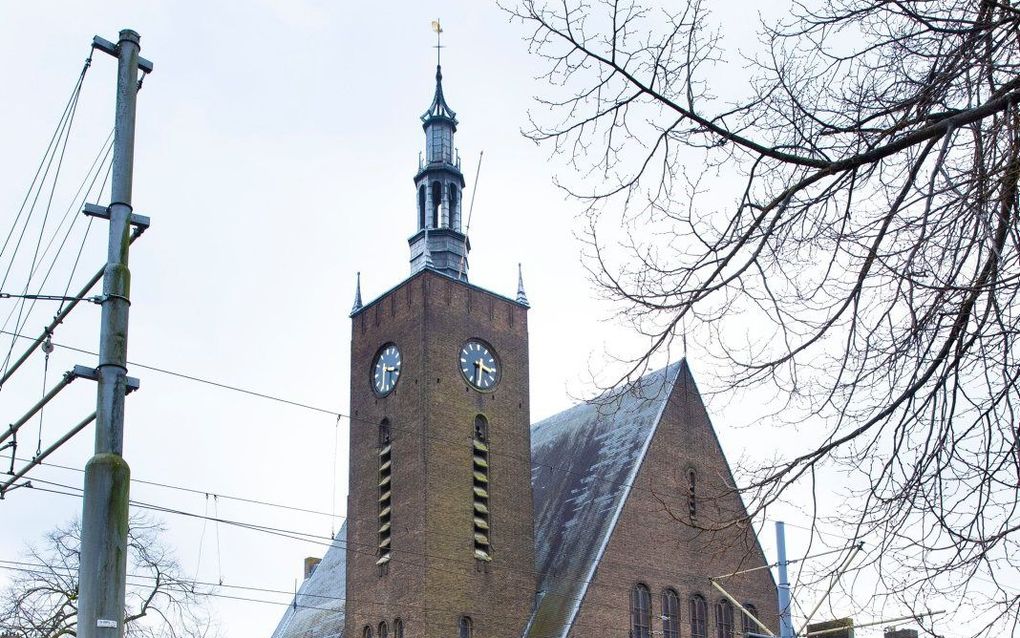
[350,272,363,315]
[516,264,530,307]
[409,20,470,282]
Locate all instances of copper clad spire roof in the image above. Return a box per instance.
[421,64,458,125]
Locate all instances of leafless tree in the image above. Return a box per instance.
[508,0,1020,634]
[0,516,214,637]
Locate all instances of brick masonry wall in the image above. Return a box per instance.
[346,270,536,638]
[568,364,778,638]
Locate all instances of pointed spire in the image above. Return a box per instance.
[351,272,363,315]
[516,263,530,306]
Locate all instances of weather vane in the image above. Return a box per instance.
[432,19,444,66]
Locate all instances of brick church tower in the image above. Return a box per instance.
[343,57,537,638]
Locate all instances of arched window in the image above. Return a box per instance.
[742,604,758,636]
[472,415,492,561]
[459,616,473,638]
[378,621,388,638]
[418,185,426,230]
[377,419,393,567]
[690,594,707,638]
[362,626,372,638]
[688,468,698,519]
[631,584,651,638]
[448,185,459,230]
[716,599,734,638]
[393,618,404,638]
[662,588,680,638]
[431,181,442,228]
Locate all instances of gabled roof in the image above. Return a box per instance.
[271,523,347,638]
[524,361,684,638]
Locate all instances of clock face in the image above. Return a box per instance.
[460,340,499,390]
[372,344,401,397]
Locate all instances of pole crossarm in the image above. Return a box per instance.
[91,36,153,74]
[83,202,150,231]
[710,579,776,637]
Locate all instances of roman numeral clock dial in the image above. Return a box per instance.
[460,340,500,390]
[372,344,401,397]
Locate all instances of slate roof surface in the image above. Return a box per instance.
[271,522,347,638]
[524,361,683,638]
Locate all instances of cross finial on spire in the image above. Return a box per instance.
[351,272,363,315]
[432,19,444,67]
[516,263,530,306]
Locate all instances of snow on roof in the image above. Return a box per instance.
[271,522,347,638]
[524,362,683,638]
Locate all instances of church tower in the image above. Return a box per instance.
[344,52,536,638]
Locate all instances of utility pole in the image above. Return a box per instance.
[78,29,150,638]
[776,521,795,638]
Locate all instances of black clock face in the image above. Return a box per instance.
[460,340,499,390]
[372,344,401,396]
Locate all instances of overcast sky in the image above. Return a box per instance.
[0,2,960,636]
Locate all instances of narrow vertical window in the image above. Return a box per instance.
[362,627,372,638]
[715,599,734,638]
[394,618,404,638]
[662,589,679,638]
[377,419,392,567]
[448,185,459,230]
[379,621,388,638]
[418,185,426,230]
[688,468,698,519]
[459,616,473,638]
[472,415,492,561]
[631,584,651,638]
[690,594,707,638]
[431,181,442,228]
[742,604,758,636]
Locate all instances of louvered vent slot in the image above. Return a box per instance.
[377,423,392,566]
[472,415,491,561]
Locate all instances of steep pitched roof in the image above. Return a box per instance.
[523,361,684,638]
[271,523,347,638]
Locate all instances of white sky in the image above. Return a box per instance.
[0,2,969,637]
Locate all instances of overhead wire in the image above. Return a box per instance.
[0,56,88,372]
[0,327,862,580]
[0,327,751,513]
[0,51,92,276]
[16,474,794,628]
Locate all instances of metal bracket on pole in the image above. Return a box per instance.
[91,36,154,74]
[72,365,141,393]
[83,203,151,233]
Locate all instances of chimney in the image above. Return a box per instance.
[806,618,854,638]
[303,556,321,579]
[884,629,918,638]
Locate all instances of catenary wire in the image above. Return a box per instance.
[0,327,826,525]
[17,475,840,626]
